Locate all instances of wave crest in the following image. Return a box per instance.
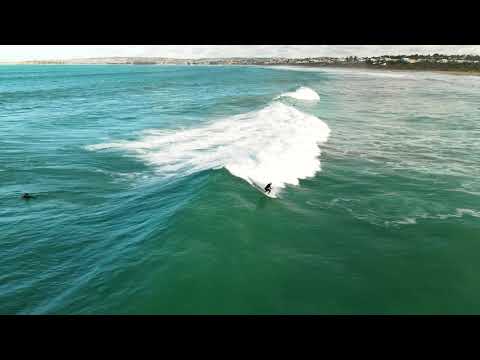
[275,86,320,101]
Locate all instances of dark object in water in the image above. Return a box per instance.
[21,193,34,200]
[264,183,272,194]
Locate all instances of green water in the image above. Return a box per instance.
[1,65,479,314]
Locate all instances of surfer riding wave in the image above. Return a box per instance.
[86,90,330,198]
[264,183,272,194]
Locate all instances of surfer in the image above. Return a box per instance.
[264,183,272,194]
[21,193,34,200]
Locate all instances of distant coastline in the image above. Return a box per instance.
[2,54,480,75]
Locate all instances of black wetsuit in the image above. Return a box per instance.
[264,183,272,194]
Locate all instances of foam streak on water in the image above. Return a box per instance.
[87,101,330,197]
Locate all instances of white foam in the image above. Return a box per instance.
[267,65,409,79]
[276,86,320,101]
[389,208,480,225]
[395,217,417,225]
[87,102,330,197]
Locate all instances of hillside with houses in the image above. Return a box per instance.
[10,54,480,73]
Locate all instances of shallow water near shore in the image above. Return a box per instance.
[1,65,480,314]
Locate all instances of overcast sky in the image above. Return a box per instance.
[1,45,479,61]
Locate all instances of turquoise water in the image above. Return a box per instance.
[1,65,480,314]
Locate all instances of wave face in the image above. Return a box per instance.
[276,86,320,101]
[87,102,330,197]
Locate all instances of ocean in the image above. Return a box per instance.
[1,65,479,314]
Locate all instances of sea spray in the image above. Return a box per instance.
[87,101,330,197]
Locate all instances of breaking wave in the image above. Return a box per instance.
[87,101,330,198]
[275,86,320,101]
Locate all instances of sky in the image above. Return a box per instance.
[1,45,479,61]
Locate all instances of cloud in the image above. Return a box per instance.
[1,45,480,61]
[136,45,480,58]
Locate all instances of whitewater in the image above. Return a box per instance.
[275,86,320,101]
[87,87,329,197]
